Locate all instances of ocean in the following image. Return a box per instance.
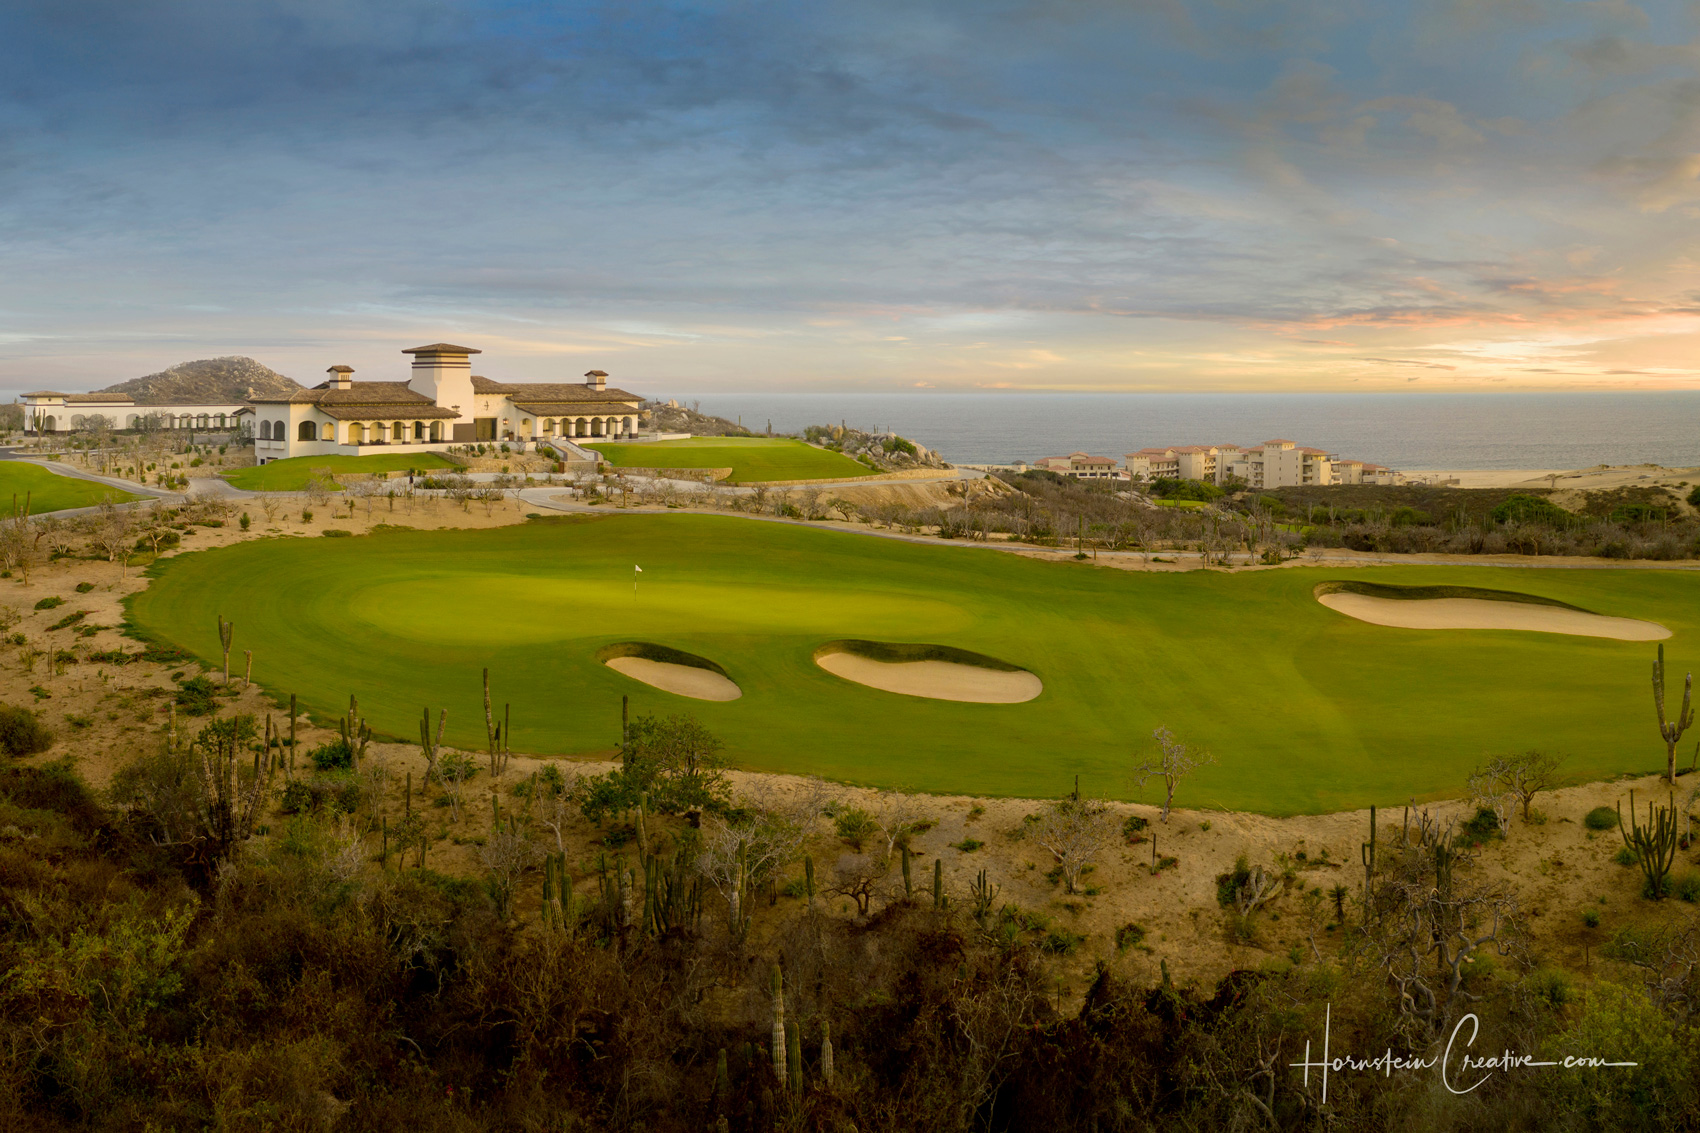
[689,392,1700,471]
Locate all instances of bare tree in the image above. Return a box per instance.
[698,804,809,938]
[1033,795,1111,894]
[1132,727,1215,822]
[480,825,542,920]
[90,501,134,571]
[873,792,935,865]
[829,851,888,916]
[1465,766,1514,837]
[1479,750,1563,821]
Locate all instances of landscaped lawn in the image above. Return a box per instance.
[0,461,141,513]
[585,437,871,483]
[126,513,1700,813]
[223,453,463,492]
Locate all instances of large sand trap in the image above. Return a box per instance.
[1319,592,1670,641]
[816,652,1042,703]
[604,656,742,701]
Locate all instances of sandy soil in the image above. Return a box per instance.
[1318,592,1672,640]
[1408,463,1700,498]
[604,656,742,701]
[814,652,1043,703]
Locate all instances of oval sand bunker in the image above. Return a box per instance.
[1316,582,1669,642]
[814,641,1042,704]
[600,644,741,701]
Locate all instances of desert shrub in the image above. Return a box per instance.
[1491,494,1573,526]
[952,838,984,853]
[74,581,94,593]
[0,704,54,755]
[321,529,352,538]
[1585,806,1620,830]
[1114,922,1147,951]
[1122,814,1149,840]
[1525,967,1575,1009]
[834,806,878,850]
[1460,805,1503,842]
[33,596,63,610]
[308,738,353,771]
[1675,873,1700,903]
[1582,908,1601,928]
[174,675,218,716]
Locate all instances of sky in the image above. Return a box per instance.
[4,1,1700,395]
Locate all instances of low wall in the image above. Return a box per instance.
[614,466,733,483]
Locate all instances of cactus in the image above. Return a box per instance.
[1621,789,1679,900]
[714,1047,729,1109]
[970,868,999,923]
[933,858,943,909]
[804,854,815,907]
[901,844,912,898]
[1654,644,1695,786]
[786,1020,803,1093]
[288,693,297,774]
[820,1019,835,1087]
[769,964,787,1085]
[217,614,234,685]
[1361,805,1376,923]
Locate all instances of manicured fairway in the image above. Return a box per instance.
[0,461,140,513]
[126,514,1700,813]
[585,437,870,483]
[224,453,463,492]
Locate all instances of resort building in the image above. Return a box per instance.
[249,343,644,463]
[21,391,250,435]
[1034,452,1121,480]
[1125,439,1399,488]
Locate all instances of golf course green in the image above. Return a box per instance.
[0,462,140,513]
[224,453,462,492]
[125,513,1699,813]
[585,437,870,483]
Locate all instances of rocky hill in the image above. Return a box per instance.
[95,356,304,405]
[642,399,753,437]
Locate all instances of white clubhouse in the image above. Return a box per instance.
[250,343,644,463]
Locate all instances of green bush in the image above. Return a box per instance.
[1613,845,1639,867]
[174,675,219,716]
[1582,908,1601,928]
[1688,485,1700,508]
[1584,806,1620,830]
[1675,873,1700,903]
[74,582,94,594]
[1114,922,1147,951]
[834,806,878,850]
[308,738,354,771]
[33,597,63,610]
[322,529,353,538]
[1490,494,1573,526]
[1460,806,1502,842]
[952,838,984,853]
[1122,814,1149,841]
[0,704,54,755]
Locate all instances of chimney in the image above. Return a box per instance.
[326,365,354,390]
[584,370,608,391]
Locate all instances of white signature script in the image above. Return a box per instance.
[1290,1004,1637,1101]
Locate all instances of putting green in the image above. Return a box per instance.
[0,462,140,513]
[585,437,870,483]
[224,453,462,492]
[124,514,1700,814]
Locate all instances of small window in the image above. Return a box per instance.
[299,421,316,442]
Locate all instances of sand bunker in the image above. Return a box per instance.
[600,644,742,701]
[1318,592,1670,641]
[814,642,1042,703]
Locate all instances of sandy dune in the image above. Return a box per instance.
[605,656,743,701]
[816,652,1043,703]
[1319,592,1670,640]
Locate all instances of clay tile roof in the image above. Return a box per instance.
[585,370,608,377]
[1263,438,1294,445]
[327,365,354,373]
[253,380,440,407]
[65,393,134,404]
[21,391,66,398]
[1299,447,1330,455]
[318,404,459,421]
[402,343,481,355]
[1360,463,1388,471]
[470,375,521,394]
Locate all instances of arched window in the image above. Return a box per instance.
[41,416,55,433]
[392,422,404,442]
[197,414,209,429]
[258,421,270,440]
[429,421,442,442]
[127,415,140,429]
[297,421,314,441]
[215,414,226,428]
[413,421,425,440]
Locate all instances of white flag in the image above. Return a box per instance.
[634,565,643,573]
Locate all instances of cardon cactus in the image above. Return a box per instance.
[901,845,912,897]
[820,1019,835,1087]
[770,964,787,1085]
[933,858,943,909]
[786,1020,802,1094]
